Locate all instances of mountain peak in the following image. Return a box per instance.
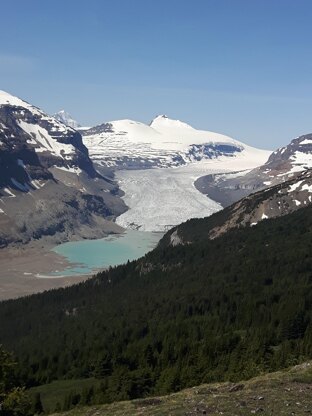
[150,114,193,130]
[153,114,169,120]
[54,110,81,129]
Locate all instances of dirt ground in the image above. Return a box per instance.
[0,243,91,301]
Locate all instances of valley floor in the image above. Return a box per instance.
[49,362,312,416]
[0,153,268,299]
[0,244,90,300]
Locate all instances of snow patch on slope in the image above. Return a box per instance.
[290,151,312,170]
[0,90,41,115]
[18,120,76,159]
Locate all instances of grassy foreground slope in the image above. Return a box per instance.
[51,361,312,416]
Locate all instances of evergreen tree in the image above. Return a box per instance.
[32,392,43,415]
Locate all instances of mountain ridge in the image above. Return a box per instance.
[0,90,125,247]
[195,133,312,207]
[165,168,312,246]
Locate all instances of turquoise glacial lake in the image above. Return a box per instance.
[50,230,163,277]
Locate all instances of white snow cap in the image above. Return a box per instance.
[0,90,31,108]
[150,114,193,130]
[88,116,242,151]
[0,90,44,117]
[84,114,271,169]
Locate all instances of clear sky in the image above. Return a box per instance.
[1,0,312,149]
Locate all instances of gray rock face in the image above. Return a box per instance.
[0,101,97,190]
[80,122,114,136]
[0,179,125,248]
[0,91,126,247]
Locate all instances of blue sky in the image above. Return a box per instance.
[1,0,312,148]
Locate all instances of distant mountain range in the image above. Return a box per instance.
[1,91,312,246]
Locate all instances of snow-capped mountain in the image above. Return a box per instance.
[80,114,270,232]
[260,133,312,179]
[0,91,125,247]
[195,133,312,207]
[54,110,81,129]
[0,91,97,190]
[165,168,312,246]
[82,115,271,171]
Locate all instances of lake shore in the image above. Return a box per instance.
[0,244,92,301]
[0,230,163,301]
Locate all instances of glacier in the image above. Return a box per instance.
[116,155,271,232]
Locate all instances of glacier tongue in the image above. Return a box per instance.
[115,155,270,232]
[115,167,222,232]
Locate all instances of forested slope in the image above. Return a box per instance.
[0,205,312,411]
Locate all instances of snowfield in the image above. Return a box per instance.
[116,153,271,232]
[83,115,270,169]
